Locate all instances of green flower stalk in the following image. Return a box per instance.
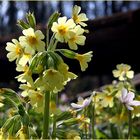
[43,91,50,139]
[128,110,132,139]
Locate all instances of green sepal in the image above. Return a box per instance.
[26,12,36,29]
[58,49,76,59]
[17,20,30,29]
[60,118,78,126]
[29,52,47,74]
[47,12,60,29]
[48,51,63,67]
[56,111,73,122]
[55,129,66,139]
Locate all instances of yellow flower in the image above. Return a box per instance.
[18,53,32,66]
[68,25,86,50]
[132,106,140,118]
[101,95,114,108]
[16,66,34,87]
[57,63,77,84]
[75,51,93,71]
[0,129,4,139]
[72,5,88,27]
[19,28,45,55]
[16,126,28,139]
[109,113,128,125]
[113,64,134,81]
[28,90,43,113]
[51,16,76,43]
[6,39,23,62]
[43,68,64,92]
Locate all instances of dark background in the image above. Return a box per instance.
[0,1,140,93]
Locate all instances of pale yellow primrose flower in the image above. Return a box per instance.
[68,25,86,50]
[6,39,23,62]
[57,63,77,84]
[18,53,32,66]
[19,28,45,55]
[35,63,77,93]
[100,94,114,108]
[72,5,88,27]
[75,51,93,71]
[16,66,34,87]
[43,68,64,92]
[51,16,76,43]
[16,126,28,139]
[28,90,44,113]
[113,64,134,81]
[109,113,128,125]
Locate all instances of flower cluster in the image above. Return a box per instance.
[5,6,92,113]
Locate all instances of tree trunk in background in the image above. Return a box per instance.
[73,1,82,7]
[28,1,39,22]
[81,1,88,13]
[112,1,117,13]
[58,1,63,16]
[7,1,17,32]
[122,1,130,11]
[94,1,98,17]
[104,1,108,15]
[38,1,46,23]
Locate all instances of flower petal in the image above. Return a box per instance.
[125,92,135,103]
[121,88,128,102]
[129,100,140,106]
[71,103,83,109]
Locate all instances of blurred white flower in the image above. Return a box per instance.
[71,94,93,110]
[120,88,140,110]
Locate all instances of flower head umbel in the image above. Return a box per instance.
[67,25,86,50]
[75,51,93,71]
[71,94,93,111]
[72,5,88,27]
[113,64,134,81]
[19,28,45,55]
[51,17,76,43]
[120,88,140,110]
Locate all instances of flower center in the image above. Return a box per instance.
[72,15,79,23]
[58,25,67,35]
[15,46,22,55]
[69,36,76,42]
[76,55,83,62]
[28,36,37,45]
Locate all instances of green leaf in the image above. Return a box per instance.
[47,12,60,29]
[29,127,39,139]
[96,129,108,139]
[0,88,21,108]
[2,115,21,134]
